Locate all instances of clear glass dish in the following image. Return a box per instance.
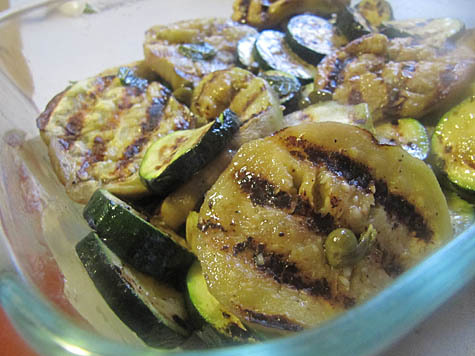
[0,1,473,355]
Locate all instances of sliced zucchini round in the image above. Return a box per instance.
[355,0,393,27]
[185,261,256,346]
[285,14,336,65]
[83,189,194,282]
[375,118,430,160]
[431,95,475,198]
[254,30,316,83]
[445,191,475,235]
[259,70,301,113]
[237,34,260,73]
[139,109,240,197]
[76,232,190,348]
[336,6,374,41]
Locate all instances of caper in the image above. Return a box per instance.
[324,225,377,268]
[324,228,358,268]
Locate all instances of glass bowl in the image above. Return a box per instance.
[0,1,473,355]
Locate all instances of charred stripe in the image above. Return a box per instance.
[282,135,433,241]
[236,169,336,234]
[238,307,304,332]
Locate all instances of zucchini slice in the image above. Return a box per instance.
[336,6,374,41]
[285,14,337,65]
[381,18,465,47]
[185,261,256,346]
[431,95,475,199]
[139,109,240,197]
[259,70,301,113]
[83,189,194,282]
[355,0,393,27]
[76,232,190,348]
[375,118,430,160]
[237,34,260,73]
[254,30,316,83]
[445,191,475,235]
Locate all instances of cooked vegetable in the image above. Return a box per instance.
[36,64,197,204]
[144,18,257,90]
[178,42,217,61]
[83,189,194,282]
[336,6,374,41]
[431,95,475,198]
[324,225,376,268]
[185,261,255,345]
[191,67,284,148]
[445,191,475,235]
[236,34,259,73]
[283,101,373,132]
[76,232,190,348]
[254,30,316,82]
[139,109,240,197]
[156,150,234,231]
[375,118,430,160]
[194,122,452,331]
[231,0,350,29]
[355,0,393,27]
[381,18,465,48]
[285,14,340,64]
[259,70,301,112]
[314,33,475,121]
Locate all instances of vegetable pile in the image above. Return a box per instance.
[36,0,475,349]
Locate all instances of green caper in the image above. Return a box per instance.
[324,228,358,268]
[324,225,377,268]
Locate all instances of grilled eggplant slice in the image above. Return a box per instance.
[143,18,257,90]
[314,33,475,121]
[185,261,255,345]
[381,18,465,48]
[36,65,197,204]
[193,122,452,332]
[375,118,429,160]
[140,109,240,197]
[355,0,393,27]
[254,30,317,82]
[83,189,194,282]
[286,14,345,64]
[232,0,350,30]
[283,101,373,131]
[76,232,190,348]
[191,67,284,147]
[431,95,475,199]
[157,68,284,230]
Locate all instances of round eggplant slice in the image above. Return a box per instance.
[285,14,337,64]
[254,30,316,83]
[194,122,452,332]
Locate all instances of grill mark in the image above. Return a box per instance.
[233,237,333,300]
[198,219,227,232]
[236,170,336,235]
[282,135,433,241]
[239,308,303,332]
[116,88,171,172]
[37,89,67,130]
[323,57,349,93]
[240,82,265,115]
[65,112,85,136]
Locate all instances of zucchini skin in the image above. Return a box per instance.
[140,109,240,197]
[83,189,194,282]
[285,14,335,65]
[76,232,189,348]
